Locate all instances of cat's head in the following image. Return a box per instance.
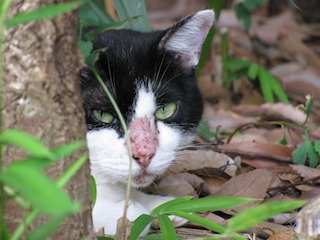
[80,10,214,187]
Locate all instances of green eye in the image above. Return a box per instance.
[155,102,177,120]
[92,110,114,124]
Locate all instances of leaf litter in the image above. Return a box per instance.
[146,1,320,239]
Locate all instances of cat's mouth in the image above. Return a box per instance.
[132,170,155,187]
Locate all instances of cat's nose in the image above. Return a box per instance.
[133,155,154,168]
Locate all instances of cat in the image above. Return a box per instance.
[80,9,214,235]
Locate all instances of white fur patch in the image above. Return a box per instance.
[134,85,156,119]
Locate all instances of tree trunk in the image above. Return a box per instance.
[3,0,93,238]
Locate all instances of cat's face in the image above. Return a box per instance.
[80,10,214,187]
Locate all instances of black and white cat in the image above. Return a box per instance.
[80,10,214,235]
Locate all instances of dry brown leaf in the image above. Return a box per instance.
[173,150,237,177]
[270,63,320,101]
[203,177,227,195]
[267,230,295,240]
[290,164,320,183]
[146,172,205,197]
[219,142,294,168]
[232,103,306,123]
[251,221,292,239]
[212,169,274,214]
[251,11,307,45]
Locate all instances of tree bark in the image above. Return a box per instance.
[3,0,93,238]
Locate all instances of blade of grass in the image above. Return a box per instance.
[112,0,150,32]
[157,214,178,240]
[6,0,84,27]
[130,214,154,240]
[228,200,306,232]
[151,196,193,216]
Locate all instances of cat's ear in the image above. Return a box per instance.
[159,10,214,69]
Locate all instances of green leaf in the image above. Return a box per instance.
[258,68,274,103]
[155,197,255,214]
[0,221,10,240]
[52,140,86,159]
[197,121,216,141]
[6,0,84,27]
[27,214,67,240]
[308,142,319,168]
[78,40,93,60]
[80,0,115,26]
[228,200,306,232]
[223,60,251,71]
[151,196,193,216]
[130,214,154,240]
[56,153,88,188]
[0,129,54,160]
[292,140,309,165]
[0,164,78,216]
[84,17,139,41]
[243,0,264,11]
[112,0,150,32]
[247,63,259,79]
[157,214,178,240]
[90,175,97,206]
[224,68,248,83]
[169,211,226,234]
[269,75,289,104]
[315,141,320,156]
[305,95,314,116]
[234,4,251,29]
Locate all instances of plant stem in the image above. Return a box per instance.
[92,70,133,240]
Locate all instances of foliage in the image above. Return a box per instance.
[196,0,224,76]
[234,0,264,29]
[0,130,87,240]
[223,59,289,104]
[0,1,88,239]
[130,196,305,240]
[292,96,320,167]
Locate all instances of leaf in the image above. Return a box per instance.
[269,75,289,104]
[78,40,93,60]
[292,140,309,165]
[247,63,259,79]
[90,175,97,206]
[315,141,320,156]
[169,211,226,234]
[197,121,216,141]
[234,4,251,29]
[112,0,150,32]
[157,214,178,240]
[52,140,86,159]
[130,214,154,240]
[0,129,54,160]
[80,0,114,26]
[27,214,67,240]
[258,68,274,103]
[243,0,264,11]
[56,153,88,188]
[305,95,314,116]
[0,164,78,216]
[84,17,140,41]
[155,197,255,214]
[223,60,251,71]
[224,68,248,83]
[228,200,306,232]
[6,0,84,27]
[277,124,288,145]
[151,196,193,216]
[307,142,319,168]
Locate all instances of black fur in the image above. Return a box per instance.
[80,27,203,137]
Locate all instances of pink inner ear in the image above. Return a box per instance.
[129,117,158,168]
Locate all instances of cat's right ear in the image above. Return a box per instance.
[159,10,214,69]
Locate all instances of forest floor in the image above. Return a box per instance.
[143,1,320,239]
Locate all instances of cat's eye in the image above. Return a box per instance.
[92,110,114,124]
[155,102,177,120]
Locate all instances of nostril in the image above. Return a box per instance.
[132,154,153,168]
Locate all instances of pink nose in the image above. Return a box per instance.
[129,117,158,168]
[133,155,154,168]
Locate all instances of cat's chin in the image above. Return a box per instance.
[131,170,156,188]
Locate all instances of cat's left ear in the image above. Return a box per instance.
[159,10,214,69]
